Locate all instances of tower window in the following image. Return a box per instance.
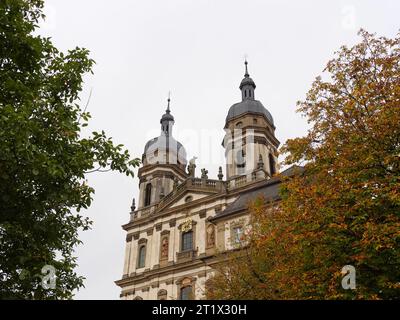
[236,149,246,168]
[269,153,276,176]
[138,245,146,268]
[144,183,152,206]
[181,231,193,251]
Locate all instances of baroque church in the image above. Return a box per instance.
[115,61,296,300]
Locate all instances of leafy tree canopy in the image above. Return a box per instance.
[0,0,139,299]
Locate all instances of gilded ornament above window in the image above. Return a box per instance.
[181,218,193,233]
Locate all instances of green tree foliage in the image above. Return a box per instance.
[207,30,400,300]
[0,0,140,299]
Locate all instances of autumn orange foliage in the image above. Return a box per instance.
[207,30,400,300]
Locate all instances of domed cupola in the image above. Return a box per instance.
[239,60,256,100]
[225,60,274,128]
[138,96,188,209]
[223,60,280,180]
[142,96,187,168]
[160,98,174,135]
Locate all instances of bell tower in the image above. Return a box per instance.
[137,97,188,208]
[223,60,280,180]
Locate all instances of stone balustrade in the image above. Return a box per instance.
[130,171,267,221]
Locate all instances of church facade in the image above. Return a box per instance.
[115,62,287,300]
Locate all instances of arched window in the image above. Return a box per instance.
[236,149,245,167]
[138,245,146,268]
[184,195,193,203]
[133,296,143,300]
[144,183,152,206]
[235,121,243,128]
[269,153,276,176]
[180,285,192,300]
[236,149,245,175]
[181,231,193,251]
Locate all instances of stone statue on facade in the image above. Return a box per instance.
[201,168,208,179]
[206,224,215,247]
[187,156,197,177]
[161,237,169,259]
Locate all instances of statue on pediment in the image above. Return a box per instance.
[187,156,197,177]
[201,168,208,179]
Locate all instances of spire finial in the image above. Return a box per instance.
[244,56,249,77]
[166,91,171,113]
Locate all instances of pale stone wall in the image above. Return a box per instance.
[119,193,239,300]
[124,265,213,300]
[224,112,278,179]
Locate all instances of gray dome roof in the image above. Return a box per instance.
[226,99,274,125]
[144,135,187,164]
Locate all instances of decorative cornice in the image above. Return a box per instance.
[224,110,276,130]
[116,256,210,287]
[138,164,188,180]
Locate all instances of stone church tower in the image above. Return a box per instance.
[223,61,279,181]
[137,97,188,209]
[115,61,300,300]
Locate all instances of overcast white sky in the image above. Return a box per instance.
[37,0,399,299]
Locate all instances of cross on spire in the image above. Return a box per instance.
[244,59,249,77]
[166,91,171,113]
